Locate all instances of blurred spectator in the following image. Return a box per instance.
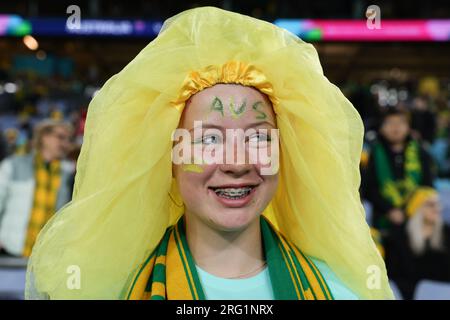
[442,142,450,179]
[0,130,7,161]
[384,187,450,299]
[362,109,435,230]
[430,111,450,178]
[0,120,75,257]
[410,96,437,145]
[4,128,19,156]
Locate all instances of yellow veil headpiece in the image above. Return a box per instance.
[26,7,393,299]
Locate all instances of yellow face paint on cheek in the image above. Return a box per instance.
[182,164,204,173]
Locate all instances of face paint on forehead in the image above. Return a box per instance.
[192,88,273,124]
[210,97,224,117]
[252,101,268,120]
[229,97,246,119]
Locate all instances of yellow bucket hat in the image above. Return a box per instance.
[406,187,439,217]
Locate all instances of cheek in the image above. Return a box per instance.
[423,208,437,219]
[382,125,393,135]
[264,173,279,195]
[251,173,279,213]
[254,169,279,203]
[174,164,217,199]
[423,210,434,220]
[249,145,280,176]
[41,137,51,147]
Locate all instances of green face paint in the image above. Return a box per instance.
[210,97,224,116]
[182,164,204,173]
[252,101,267,120]
[229,97,246,119]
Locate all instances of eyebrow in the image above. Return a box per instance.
[188,121,276,132]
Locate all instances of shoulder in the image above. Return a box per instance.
[4,153,33,165]
[308,256,359,300]
[0,153,32,173]
[60,160,76,174]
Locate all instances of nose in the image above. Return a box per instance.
[218,163,253,178]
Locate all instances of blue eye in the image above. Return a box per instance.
[194,134,222,145]
[204,135,221,144]
[248,133,271,143]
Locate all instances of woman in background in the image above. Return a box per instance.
[384,187,450,299]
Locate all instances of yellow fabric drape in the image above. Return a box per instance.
[26,7,393,299]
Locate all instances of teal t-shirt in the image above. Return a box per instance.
[195,257,358,300]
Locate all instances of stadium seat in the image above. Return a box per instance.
[0,115,18,130]
[435,180,450,225]
[0,257,27,300]
[389,280,403,300]
[362,199,373,227]
[413,279,450,300]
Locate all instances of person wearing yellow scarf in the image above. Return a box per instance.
[22,153,61,257]
[25,7,393,300]
[362,109,435,229]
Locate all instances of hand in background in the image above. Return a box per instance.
[388,208,405,225]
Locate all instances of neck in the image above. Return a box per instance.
[185,214,265,279]
[390,142,405,152]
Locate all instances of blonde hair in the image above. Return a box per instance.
[406,208,445,255]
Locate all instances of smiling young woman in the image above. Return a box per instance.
[25,7,394,300]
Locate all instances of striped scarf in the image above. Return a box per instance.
[373,140,422,208]
[23,153,61,257]
[125,216,334,300]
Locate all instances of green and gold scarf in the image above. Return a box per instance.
[373,140,422,208]
[124,216,334,300]
[23,153,61,257]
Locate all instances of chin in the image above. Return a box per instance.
[208,209,259,232]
